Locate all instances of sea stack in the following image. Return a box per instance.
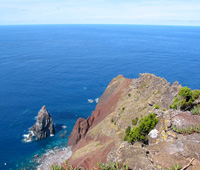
[30,105,55,140]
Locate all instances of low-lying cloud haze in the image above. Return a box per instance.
[0,0,200,25]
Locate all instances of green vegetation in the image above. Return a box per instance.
[163,108,166,111]
[167,163,180,170]
[191,105,200,115]
[124,113,158,144]
[96,143,100,147]
[170,87,200,110]
[142,106,147,111]
[128,93,131,97]
[114,122,116,125]
[98,162,128,170]
[49,161,128,170]
[154,105,159,109]
[124,126,131,141]
[121,94,125,99]
[132,117,139,125]
[111,118,114,123]
[120,107,125,114]
[140,83,147,89]
[49,160,84,170]
[157,163,181,170]
[170,97,178,109]
[172,124,200,134]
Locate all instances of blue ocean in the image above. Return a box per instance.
[0,25,200,169]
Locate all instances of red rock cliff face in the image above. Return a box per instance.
[68,75,131,146]
[67,75,132,168]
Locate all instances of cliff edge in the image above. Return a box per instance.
[66,73,200,170]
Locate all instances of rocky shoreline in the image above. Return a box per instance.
[36,146,72,170]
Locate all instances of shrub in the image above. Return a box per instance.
[154,105,159,109]
[128,113,159,144]
[124,126,131,141]
[132,117,139,125]
[49,163,64,170]
[191,106,200,115]
[125,126,131,134]
[49,161,128,170]
[49,161,83,170]
[170,97,178,109]
[114,122,116,125]
[98,162,128,170]
[128,93,131,97]
[192,89,200,100]
[170,87,200,110]
[178,99,187,109]
[120,107,125,114]
[178,87,200,110]
[111,118,114,123]
[179,86,193,99]
[163,108,166,111]
[172,124,200,134]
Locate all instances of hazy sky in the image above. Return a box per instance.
[0,0,200,25]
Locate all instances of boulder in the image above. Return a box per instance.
[30,105,55,140]
[171,110,200,129]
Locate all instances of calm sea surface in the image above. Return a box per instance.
[0,25,200,169]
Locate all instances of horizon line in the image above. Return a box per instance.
[0,23,200,27]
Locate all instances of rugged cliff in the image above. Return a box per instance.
[66,73,200,170]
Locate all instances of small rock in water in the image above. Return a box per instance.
[60,134,64,138]
[88,99,94,103]
[34,155,38,158]
[4,163,6,166]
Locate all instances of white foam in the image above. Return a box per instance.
[62,125,67,129]
[23,129,35,143]
[23,134,29,138]
[95,98,99,103]
[29,130,34,136]
[23,136,32,143]
[25,138,32,142]
[50,134,54,137]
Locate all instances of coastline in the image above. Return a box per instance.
[36,146,72,170]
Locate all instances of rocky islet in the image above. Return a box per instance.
[25,105,55,142]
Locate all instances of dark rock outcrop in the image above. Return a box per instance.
[30,105,55,140]
[68,117,94,146]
